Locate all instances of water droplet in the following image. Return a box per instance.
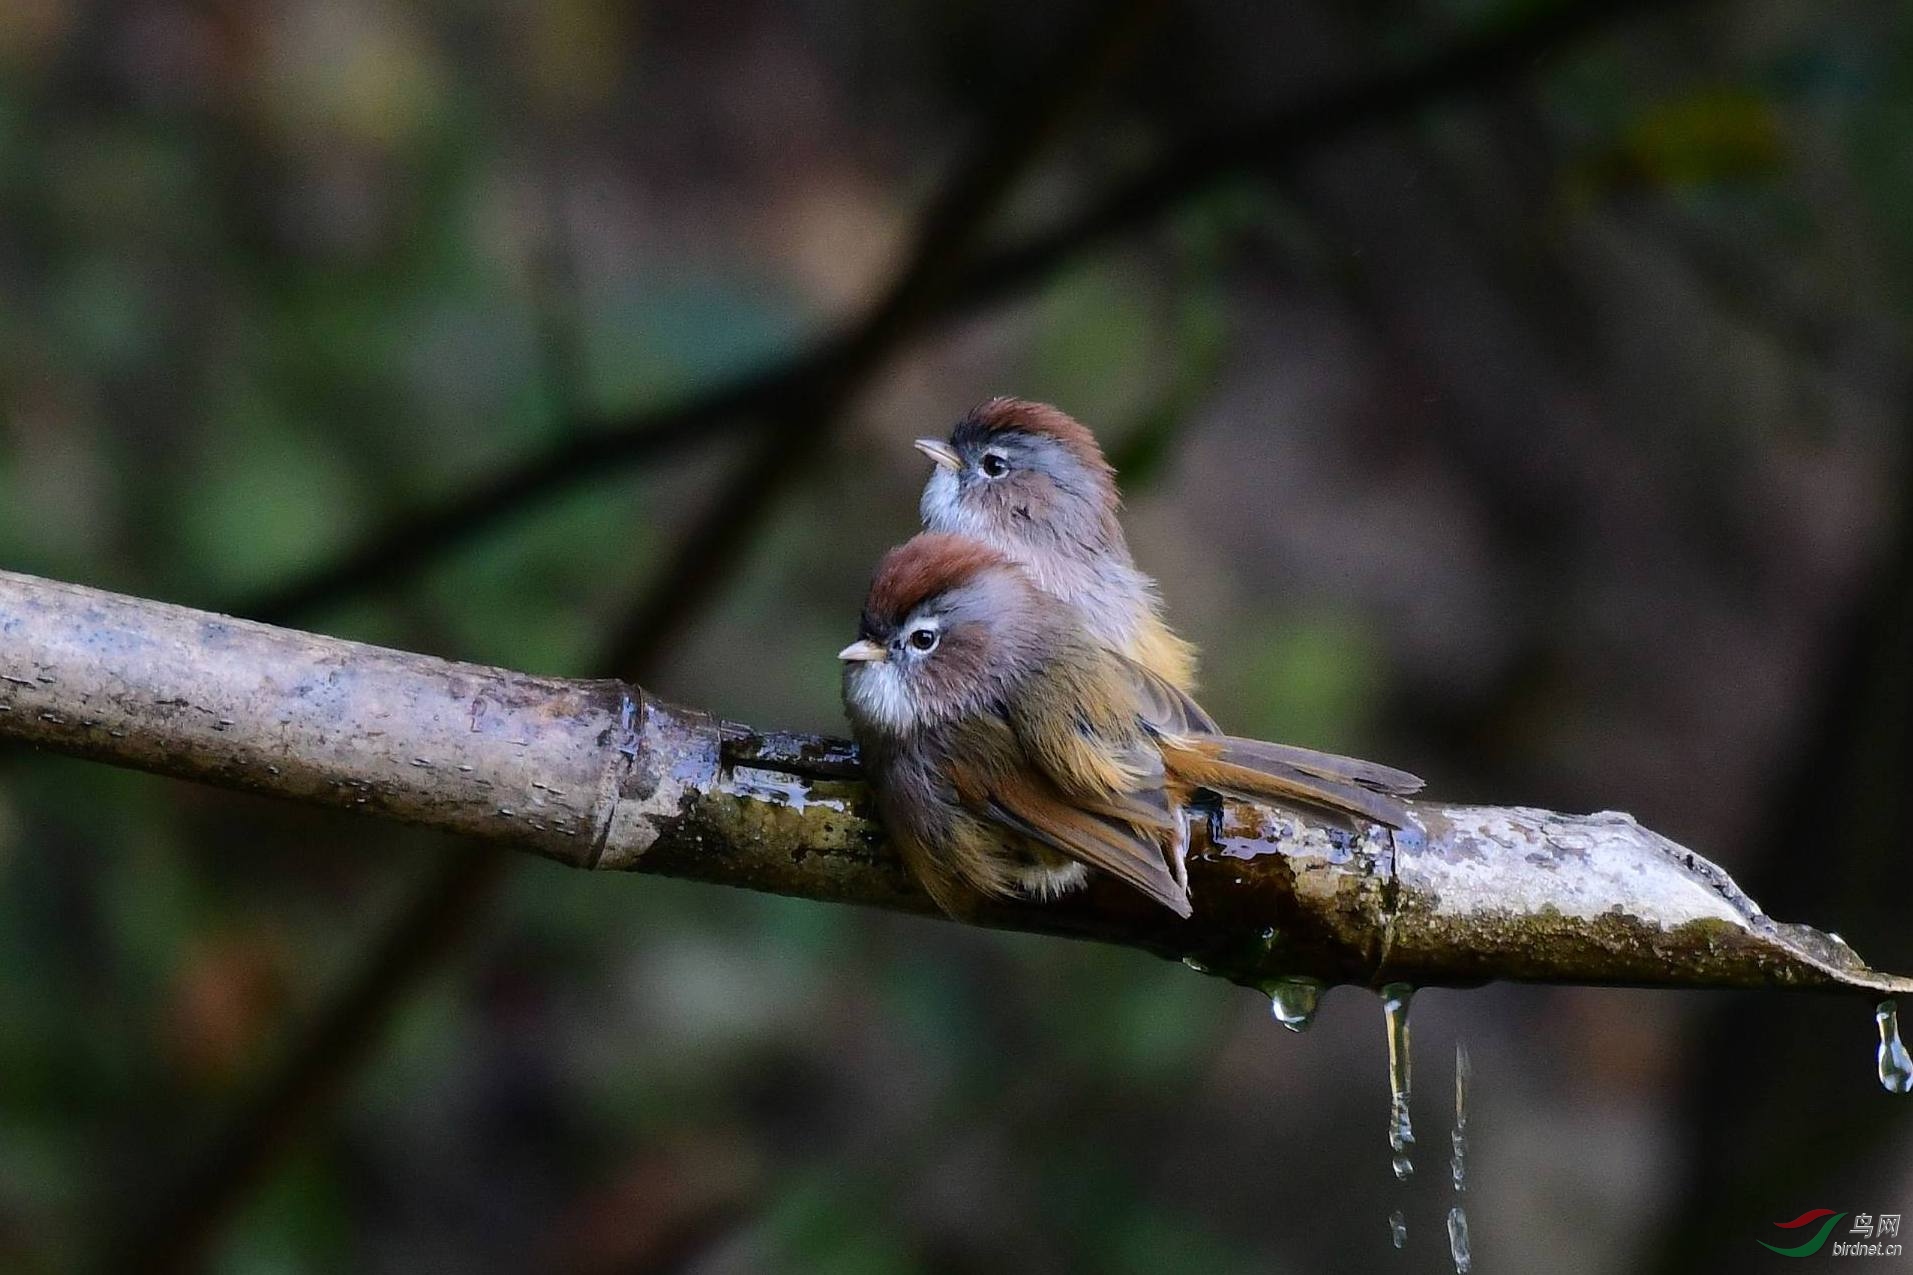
[1267,977,1323,1033]
[1878,1000,1912,1095]
[1388,1209,1407,1250]
[1382,983,1415,1180]
[1447,1205,1472,1273]
[1181,955,1211,975]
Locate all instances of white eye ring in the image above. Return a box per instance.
[908,627,939,652]
[979,451,1009,478]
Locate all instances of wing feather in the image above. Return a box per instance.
[1118,655,1220,737]
[981,771,1191,917]
[943,704,1189,916]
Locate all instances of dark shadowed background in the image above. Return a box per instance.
[1,1,1909,1272]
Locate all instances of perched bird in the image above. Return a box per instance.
[914,396,1200,694]
[839,533,1422,918]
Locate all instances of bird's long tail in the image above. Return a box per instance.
[1163,737,1422,829]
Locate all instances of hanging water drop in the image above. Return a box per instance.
[1267,977,1323,1033]
[1878,1000,1912,1095]
[1447,1206,1472,1273]
[1382,983,1415,1181]
[1388,1209,1407,1250]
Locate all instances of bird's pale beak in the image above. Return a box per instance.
[913,438,962,472]
[837,639,887,663]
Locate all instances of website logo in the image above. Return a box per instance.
[1758,1209,1902,1258]
[1759,1210,1845,1257]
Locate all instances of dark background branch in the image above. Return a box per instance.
[231,0,1697,630]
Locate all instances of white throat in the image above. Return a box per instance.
[843,661,917,736]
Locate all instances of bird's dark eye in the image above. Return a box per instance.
[979,452,1009,478]
[908,627,939,652]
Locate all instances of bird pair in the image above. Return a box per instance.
[840,398,1421,919]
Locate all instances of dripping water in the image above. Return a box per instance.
[1382,983,1415,1182]
[1388,1209,1407,1250]
[1879,1000,1912,1095]
[1447,1207,1472,1273]
[1449,1040,1472,1273]
[1451,1039,1470,1192]
[1267,977,1323,1033]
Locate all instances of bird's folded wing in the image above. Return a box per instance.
[1001,666,1180,827]
[962,765,1191,918]
[940,710,1189,916]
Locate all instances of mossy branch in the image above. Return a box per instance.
[1,567,1906,999]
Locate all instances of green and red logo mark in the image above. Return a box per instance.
[1759,1209,1845,1257]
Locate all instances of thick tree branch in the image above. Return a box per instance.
[5,568,1904,999]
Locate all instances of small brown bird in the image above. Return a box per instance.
[839,533,1422,918]
[914,396,1201,693]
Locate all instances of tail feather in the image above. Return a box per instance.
[1165,748,1414,829]
[1212,736,1423,796]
